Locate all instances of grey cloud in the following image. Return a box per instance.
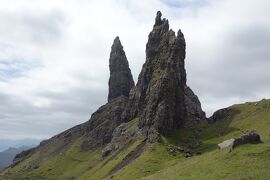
[37,86,107,115]
[162,0,209,8]
[0,84,107,120]
[22,10,67,44]
[231,25,270,50]
[0,9,67,45]
[186,21,270,113]
[0,82,107,140]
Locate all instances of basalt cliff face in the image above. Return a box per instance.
[121,11,205,139]
[83,11,206,150]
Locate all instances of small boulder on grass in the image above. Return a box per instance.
[232,130,261,149]
[218,139,235,149]
[218,130,261,151]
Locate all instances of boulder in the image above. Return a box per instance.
[218,139,235,149]
[232,131,261,148]
[218,131,261,150]
[101,144,114,158]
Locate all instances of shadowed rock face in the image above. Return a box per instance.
[184,86,206,122]
[209,108,234,123]
[81,96,128,151]
[122,11,188,135]
[108,37,134,102]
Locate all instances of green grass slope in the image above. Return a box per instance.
[1,99,270,180]
[0,119,145,180]
[142,99,270,180]
[111,99,270,179]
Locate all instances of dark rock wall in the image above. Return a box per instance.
[122,11,188,135]
[208,108,236,123]
[81,96,128,151]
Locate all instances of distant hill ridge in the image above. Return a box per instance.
[0,146,33,170]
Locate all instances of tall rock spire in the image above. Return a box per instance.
[108,37,134,102]
[122,11,187,135]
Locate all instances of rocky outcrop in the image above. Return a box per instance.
[101,118,142,157]
[184,86,206,122]
[209,108,232,123]
[82,36,134,150]
[122,11,202,137]
[81,96,128,151]
[108,37,134,102]
[208,107,241,123]
[12,148,35,168]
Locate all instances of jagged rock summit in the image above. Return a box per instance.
[121,11,205,139]
[108,36,134,102]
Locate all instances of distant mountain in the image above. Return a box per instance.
[0,146,33,170]
[0,139,40,152]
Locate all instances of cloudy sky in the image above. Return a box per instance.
[0,0,269,141]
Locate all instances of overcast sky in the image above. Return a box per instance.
[0,0,269,141]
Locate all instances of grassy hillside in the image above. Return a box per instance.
[141,99,270,180]
[1,99,270,179]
